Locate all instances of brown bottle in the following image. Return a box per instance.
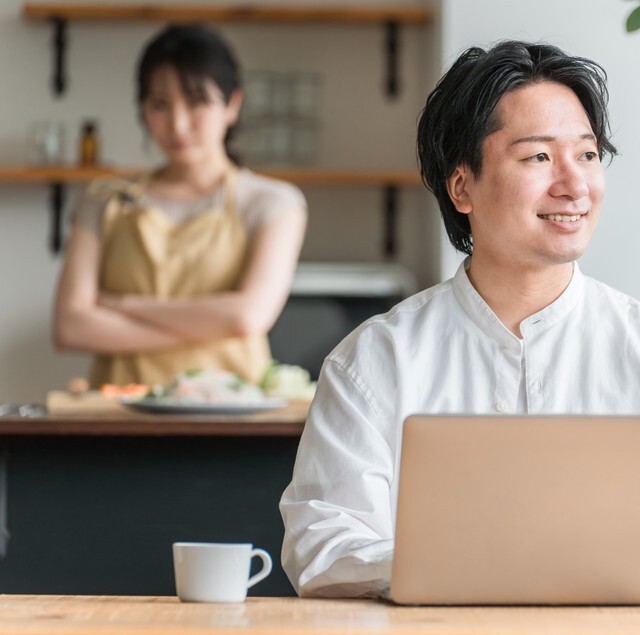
[79,120,99,166]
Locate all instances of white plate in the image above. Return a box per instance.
[121,396,288,415]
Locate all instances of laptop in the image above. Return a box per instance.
[388,414,640,605]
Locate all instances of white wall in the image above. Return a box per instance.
[4,1,636,403]
[0,0,439,402]
[439,0,640,288]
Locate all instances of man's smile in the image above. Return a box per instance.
[537,213,586,222]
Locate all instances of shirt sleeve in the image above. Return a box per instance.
[237,170,308,238]
[279,356,395,598]
[72,178,137,234]
[71,184,107,234]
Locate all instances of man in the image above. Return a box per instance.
[280,40,640,598]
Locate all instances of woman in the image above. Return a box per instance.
[54,24,307,388]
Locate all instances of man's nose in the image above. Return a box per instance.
[549,158,589,199]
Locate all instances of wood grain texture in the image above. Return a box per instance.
[0,165,423,187]
[0,164,140,183]
[0,401,308,436]
[22,4,434,25]
[0,595,640,634]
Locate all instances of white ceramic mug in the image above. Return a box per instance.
[173,542,272,603]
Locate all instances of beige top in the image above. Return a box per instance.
[74,167,307,239]
[88,169,284,388]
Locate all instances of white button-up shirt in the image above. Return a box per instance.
[280,260,640,598]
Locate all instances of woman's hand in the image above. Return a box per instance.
[104,204,307,342]
[53,219,186,354]
[54,196,307,352]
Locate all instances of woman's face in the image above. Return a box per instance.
[141,65,242,166]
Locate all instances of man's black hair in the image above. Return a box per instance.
[417,40,617,255]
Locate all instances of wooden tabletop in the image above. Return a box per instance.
[2,595,640,634]
[0,402,308,437]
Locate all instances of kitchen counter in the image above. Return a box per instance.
[0,404,309,597]
[0,402,307,437]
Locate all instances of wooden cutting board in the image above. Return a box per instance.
[47,390,129,415]
[46,391,312,419]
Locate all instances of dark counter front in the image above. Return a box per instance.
[0,408,305,597]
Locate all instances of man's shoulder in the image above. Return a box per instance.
[359,276,456,332]
[328,277,457,365]
[582,274,640,317]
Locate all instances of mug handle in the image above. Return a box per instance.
[247,548,273,589]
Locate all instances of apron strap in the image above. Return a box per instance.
[222,167,238,216]
[88,174,148,201]
[115,168,237,215]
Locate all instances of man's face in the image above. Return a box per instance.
[449,81,605,271]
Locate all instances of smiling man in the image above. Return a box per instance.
[280,41,640,598]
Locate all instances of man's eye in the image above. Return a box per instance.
[582,151,599,162]
[528,153,549,163]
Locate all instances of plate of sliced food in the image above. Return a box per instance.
[120,367,294,414]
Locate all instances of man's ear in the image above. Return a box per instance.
[446,165,473,214]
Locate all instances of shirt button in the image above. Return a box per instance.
[495,402,506,412]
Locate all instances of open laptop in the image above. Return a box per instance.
[388,414,640,605]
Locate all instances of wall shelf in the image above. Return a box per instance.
[0,165,423,254]
[22,3,433,97]
[0,165,137,184]
[19,3,432,255]
[0,165,423,187]
[22,4,433,25]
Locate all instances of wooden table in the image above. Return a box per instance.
[0,402,308,437]
[2,595,640,634]
[0,406,308,597]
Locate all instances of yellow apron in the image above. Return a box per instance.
[89,170,272,388]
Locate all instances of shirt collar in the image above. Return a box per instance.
[452,256,585,342]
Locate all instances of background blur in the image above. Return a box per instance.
[1,0,638,402]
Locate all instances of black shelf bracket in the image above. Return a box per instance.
[51,17,68,97]
[45,17,403,99]
[50,182,65,253]
[384,21,400,98]
[383,185,398,257]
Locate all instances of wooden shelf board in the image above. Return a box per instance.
[0,165,137,183]
[0,165,424,187]
[22,4,434,25]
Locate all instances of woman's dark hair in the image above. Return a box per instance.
[136,23,241,155]
[417,40,617,255]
